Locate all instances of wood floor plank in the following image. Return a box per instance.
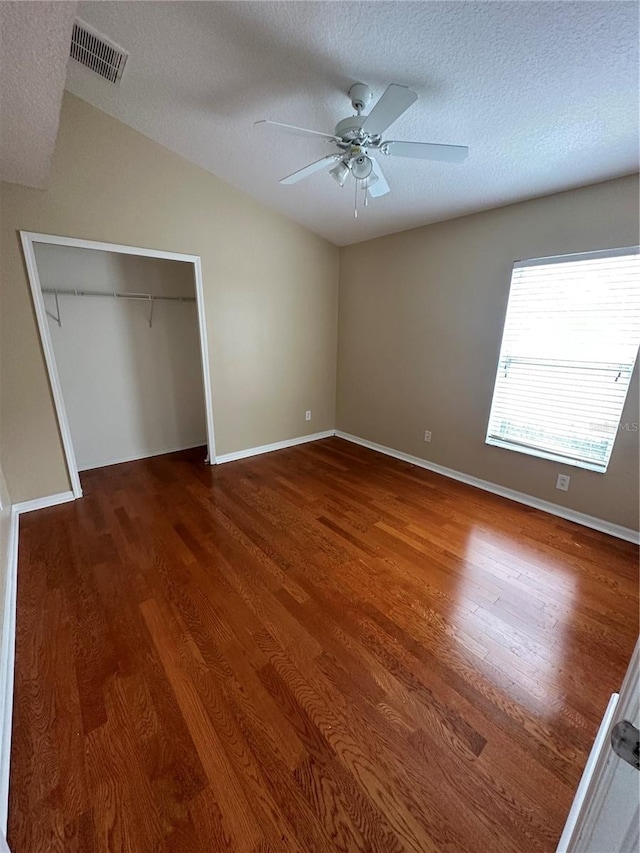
[140,596,263,853]
[9,438,639,852]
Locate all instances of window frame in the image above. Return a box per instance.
[486,245,640,474]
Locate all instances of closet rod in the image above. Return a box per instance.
[41,288,196,328]
[41,287,196,302]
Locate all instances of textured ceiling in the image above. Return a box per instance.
[62,1,639,245]
[0,1,77,188]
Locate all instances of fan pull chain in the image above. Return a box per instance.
[354,178,358,218]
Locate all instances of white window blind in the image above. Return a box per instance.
[486,246,640,472]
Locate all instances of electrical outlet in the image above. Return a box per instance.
[556,474,570,492]
[305,410,312,421]
[423,430,432,443]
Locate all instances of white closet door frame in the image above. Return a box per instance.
[20,231,217,499]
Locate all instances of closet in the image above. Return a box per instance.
[33,243,208,471]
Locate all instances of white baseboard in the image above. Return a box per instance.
[335,431,640,545]
[0,509,19,835]
[216,430,335,464]
[12,490,75,515]
[78,441,208,472]
[0,488,77,832]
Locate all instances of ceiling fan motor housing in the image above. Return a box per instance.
[334,116,365,142]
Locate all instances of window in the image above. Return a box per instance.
[486,247,640,472]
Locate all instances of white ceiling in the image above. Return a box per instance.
[61,2,640,244]
[0,1,77,188]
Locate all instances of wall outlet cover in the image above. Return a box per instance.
[305,411,312,421]
[556,474,570,491]
[424,430,432,442]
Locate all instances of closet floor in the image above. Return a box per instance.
[9,438,639,852]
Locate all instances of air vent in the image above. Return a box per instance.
[70,19,128,85]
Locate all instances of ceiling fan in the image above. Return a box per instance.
[255,82,468,211]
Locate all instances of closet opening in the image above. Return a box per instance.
[20,232,216,499]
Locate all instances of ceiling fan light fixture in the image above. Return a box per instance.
[351,154,373,180]
[329,160,350,187]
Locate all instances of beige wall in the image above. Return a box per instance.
[337,175,640,530]
[0,93,339,502]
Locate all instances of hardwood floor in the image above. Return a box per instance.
[9,437,639,852]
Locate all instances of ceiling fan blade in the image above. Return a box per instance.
[383,140,469,163]
[361,84,418,136]
[255,120,340,143]
[368,158,390,197]
[280,154,342,185]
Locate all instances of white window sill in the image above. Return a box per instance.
[486,436,608,473]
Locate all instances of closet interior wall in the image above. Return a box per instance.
[33,243,208,471]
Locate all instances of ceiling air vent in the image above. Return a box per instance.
[70,19,128,85]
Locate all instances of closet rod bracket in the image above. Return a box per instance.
[46,291,62,327]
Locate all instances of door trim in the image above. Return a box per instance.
[20,231,217,498]
[557,638,640,852]
[556,692,620,852]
